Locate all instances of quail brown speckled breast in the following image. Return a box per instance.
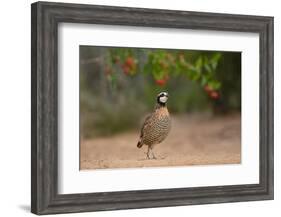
[137,92,171,159]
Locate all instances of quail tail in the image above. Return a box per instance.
[137,140,143,148]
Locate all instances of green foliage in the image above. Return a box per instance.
[107,48,222,91]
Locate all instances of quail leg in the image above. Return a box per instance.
[151,147,157,159]
[146,146,151,159]
[146,146,157,160]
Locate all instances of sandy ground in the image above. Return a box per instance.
[80,113,241,170]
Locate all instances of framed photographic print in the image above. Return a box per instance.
[31,1,274,215]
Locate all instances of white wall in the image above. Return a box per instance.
[0,0,279,216]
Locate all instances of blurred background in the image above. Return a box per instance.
[80,46,241,138]
[80,46,241,169]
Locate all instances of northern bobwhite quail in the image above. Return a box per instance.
[137,92,171,159]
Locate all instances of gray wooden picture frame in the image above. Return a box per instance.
[31,1,274,215]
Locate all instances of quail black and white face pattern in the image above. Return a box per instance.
[157,92,169,106]
[137,91,171,159]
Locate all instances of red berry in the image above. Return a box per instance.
[209,91,220,99]
[155,79,166,86]
[125,57,134,68]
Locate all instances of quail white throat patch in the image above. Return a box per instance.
[159,96,168,103]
